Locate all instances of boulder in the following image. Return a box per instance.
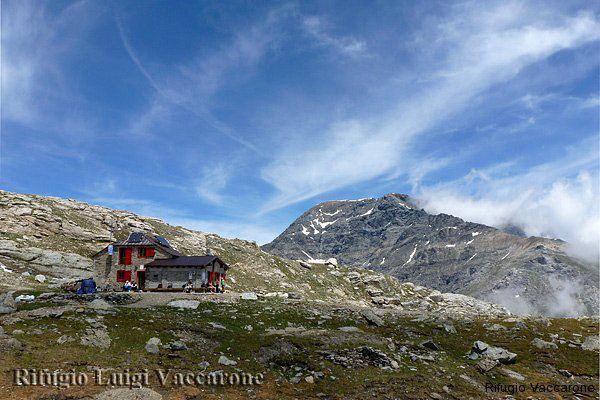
[420,339,440,351]
[530,338,558,350]
[165,340,188,351]
[346,272,361,283]
[0,306,15,314]
[326,258,338,267]
[468,341,517,364]
[0,336,23,351]
[476,358,498,372]
[361,309,384,326]
[241,292,258,300]
[34,274,46,283]
[287,292,303,300]
[443,323,457,334]
[57,335,74,344]
[484,323,507,331]
[299,261,312,270]
[0,291,16,308]
[218,355,237,366]
[15,295,35,303]
[80,328,111,349]
[145,337,161,354]
[582,336,599,351]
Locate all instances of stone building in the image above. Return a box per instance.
[92,232,228,291]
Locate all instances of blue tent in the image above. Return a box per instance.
[77,278,97,294]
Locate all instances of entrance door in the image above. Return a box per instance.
[136,270,146,290]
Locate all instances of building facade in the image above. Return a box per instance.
[92,232,228,291]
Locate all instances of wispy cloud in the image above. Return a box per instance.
[115,6,293,153]
[302,16,366,56]
[260,3,600,213]
[1,0,100,137]
[195,164,231,205]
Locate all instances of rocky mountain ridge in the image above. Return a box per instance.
[0,190,508,318]
[262,194,598,316]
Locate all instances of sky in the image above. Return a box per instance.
[1,0,599,259]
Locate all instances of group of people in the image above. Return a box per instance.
[122,277,226,293]
[122,280,141,292]
[183,276,226,293]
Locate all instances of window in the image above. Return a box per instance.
[119,247,132,265]
[137,247,155,258]
[116,270,131,282]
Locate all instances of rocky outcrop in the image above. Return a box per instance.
[263,194,598,316]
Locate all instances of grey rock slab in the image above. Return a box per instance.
[241,292,258,300]
[89,299,113,310]
[80,328,111,349]
[500,367,525,381]
[530,338,558,350]
[167,300,200,309]
[338,326,362,333]
[476,358,498,372]
[582,336,599,351]
[361,309,384,326]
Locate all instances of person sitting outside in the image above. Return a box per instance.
[123,280,132,292]
[184,280,193,293]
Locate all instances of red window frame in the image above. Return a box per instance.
[119,247,132,265]
[116,270,131,282]
[137,247,155,258]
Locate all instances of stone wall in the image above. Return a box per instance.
[93,245,171,289]
[146,260,226,290]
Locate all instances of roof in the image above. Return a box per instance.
[145,256,228,268]
[92,232,182,258]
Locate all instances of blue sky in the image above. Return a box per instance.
[1,0,599,255]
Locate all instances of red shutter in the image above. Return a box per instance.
[125,248,132,265]
[147,247,155,257]
[124,271,132,281]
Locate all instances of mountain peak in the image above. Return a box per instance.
[263,194,598,316]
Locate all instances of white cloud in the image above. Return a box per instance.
[196,164,231,205]
[302,16,366,56]
[417,143,599,263]
[260,3,600,212]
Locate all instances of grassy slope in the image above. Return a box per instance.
[1,298,598,400]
